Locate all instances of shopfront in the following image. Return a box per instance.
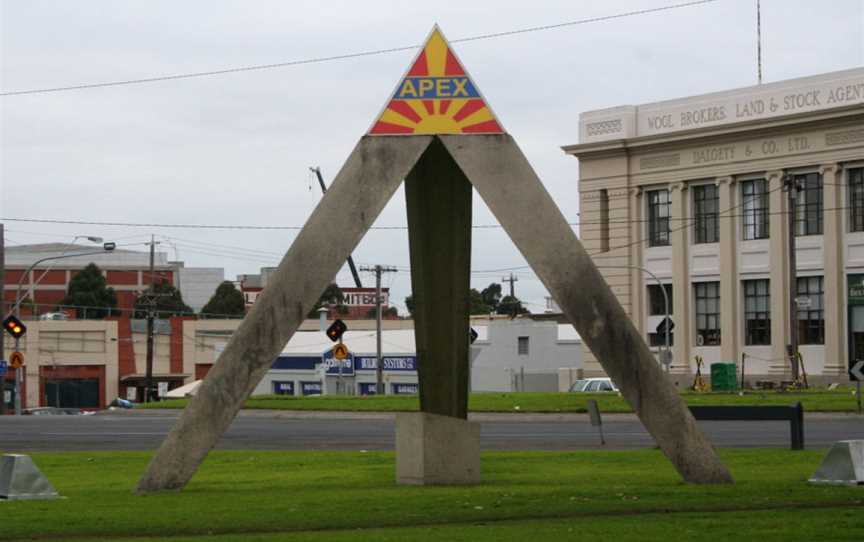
[40,365,105,409]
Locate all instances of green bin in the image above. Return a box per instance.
[710,363,738,392]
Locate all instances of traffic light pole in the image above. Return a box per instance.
[13,338,20,415]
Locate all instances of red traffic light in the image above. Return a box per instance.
[326,319,347,342]
[2,315,27,339]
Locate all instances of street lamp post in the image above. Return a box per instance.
[7,243,116,415]
[596,265,671,372]
[27,237,104,318]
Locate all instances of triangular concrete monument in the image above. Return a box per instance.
[137,26,733,493]
[0,454,60,500]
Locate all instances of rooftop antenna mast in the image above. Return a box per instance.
[757,0,763,84]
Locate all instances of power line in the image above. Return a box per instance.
[0,0,720,97]
[0,216,578,230]
[7,180,862,233]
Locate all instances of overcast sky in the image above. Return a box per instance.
[2,0,863,314]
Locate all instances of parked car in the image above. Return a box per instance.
[569,377,619,393]
[38,312,69,321]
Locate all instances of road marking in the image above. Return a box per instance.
[42,432,164,436]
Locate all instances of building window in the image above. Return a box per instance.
[517,336,529,355]
[693,184,719,244]
[647,189,671,247]
[647,284,673,316]
[743,279,771,345]
[742,179,770,240]
[794,172,823,236]
[797,276,824,344]
[694,281,721,346]
[849,168,864,232]
[599,189,610,252]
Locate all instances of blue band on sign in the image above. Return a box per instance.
[394,77,479,100]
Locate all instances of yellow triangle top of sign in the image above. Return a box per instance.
[369,26,504,136]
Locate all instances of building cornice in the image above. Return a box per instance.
[563,107,864,160]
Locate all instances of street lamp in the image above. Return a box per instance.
[27,236,107,313]
[5,242,116,416]
[596,265,671,372]
[12,243,117,317]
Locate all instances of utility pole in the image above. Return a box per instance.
[784,174,801,382]
[311,167,363,288]
[1,223,5,415]
[360,265,397,394]
[144,235,161,403]
[502,273,518,298]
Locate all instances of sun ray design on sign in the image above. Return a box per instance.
[369,26,504,135]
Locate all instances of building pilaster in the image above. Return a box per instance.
[821,163,846,376]
[767,170,790,375]
[629,187,644,333]
[670,182,691,374]
[718,176,739,363]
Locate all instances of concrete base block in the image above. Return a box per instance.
[0,454,60,500]
[396,412,481,485]
[809,440,864,486]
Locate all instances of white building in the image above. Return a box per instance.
[470,320,582,392]
[564,68,864,384]
[241,320,583,396]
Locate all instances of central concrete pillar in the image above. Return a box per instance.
[405,137,472,419]
[400,137,477,485]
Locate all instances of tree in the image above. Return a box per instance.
[469,288,492,315]
[407,289,492,317]
[365,306,399,319]
[481,283,503,312]
[60,263,117,319]
[496,295,530,316]
[404,295,415,317]
[308,283,348,318]
[201,281,245,318]
[134,281,192,318]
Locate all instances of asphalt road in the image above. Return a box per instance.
[1,411,862,452]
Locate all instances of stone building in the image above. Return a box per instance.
[564,68,864,384]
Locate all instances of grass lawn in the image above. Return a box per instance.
[141,389,863,413]
[1,449,861,541]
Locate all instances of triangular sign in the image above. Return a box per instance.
[369,26,504,135]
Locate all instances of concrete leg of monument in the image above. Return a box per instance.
[135,136,434,493]
[442,134,733,484]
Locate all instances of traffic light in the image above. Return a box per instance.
[2,315,27,339]
[326,319,347,342]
